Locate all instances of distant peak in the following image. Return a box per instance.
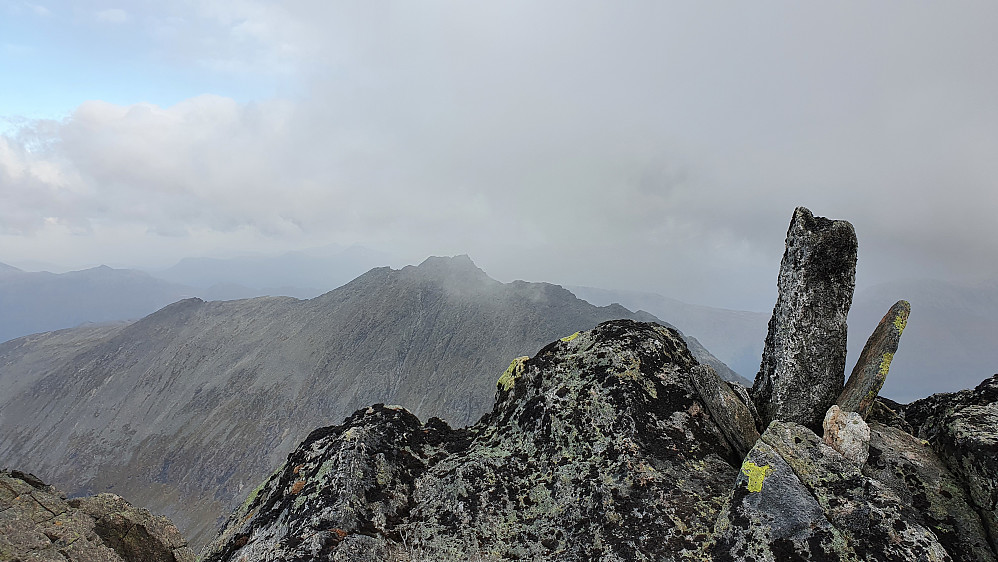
[403,255,496,289]
[417,255,479,270]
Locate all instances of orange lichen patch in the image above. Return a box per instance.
[240,510,256,524]
[293,464,304,475]
[290,480,306,494]
[330,528,347,540]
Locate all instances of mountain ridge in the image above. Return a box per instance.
[0,255,737,549]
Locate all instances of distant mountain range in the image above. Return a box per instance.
[2,250,995,403]
[0,255,737,549]
[0,263,194,344]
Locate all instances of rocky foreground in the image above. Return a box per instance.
[196,318,996,561]
[4,207,997,560]
[0,469,194,561]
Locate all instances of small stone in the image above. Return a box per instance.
[752,206,858,433]
[822,405,870,465]
[837,300,911,418]
[690,364,761,458]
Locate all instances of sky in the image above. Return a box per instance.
[2,1,997,311]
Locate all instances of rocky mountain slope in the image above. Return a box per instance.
[0,255,735,550]
[200,208,997,561]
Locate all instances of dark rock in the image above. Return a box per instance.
[838,300,911,417]
[752,206,858,432]
[202,320,740,561]
[864,422,996,562]
[905,374,998,554]
[0,470,194,562]
[690,363,761,457]
[712,420,952,561]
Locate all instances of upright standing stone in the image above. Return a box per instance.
[752,207,858,432]
[837,300,910,418]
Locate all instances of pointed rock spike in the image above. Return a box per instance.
[837,300,910,418]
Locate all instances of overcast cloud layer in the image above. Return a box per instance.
[2,1,997,310]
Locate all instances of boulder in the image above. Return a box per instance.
[905,374,998,554]
[712,420,952,561]
[838,300,911,418]
[752,206,858,432]
[822,404,870,465]
[863,422,996,562]
[0,470,194,562]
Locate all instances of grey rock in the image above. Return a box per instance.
[690,364,761,457]
[202,320,739,561]
[864,422,996,562]
[711,420,952,561]
[0,470,194,562]
[752,206,858,432]
[822,404,870,465]
[905,374,998,554]
[838,300,911,417]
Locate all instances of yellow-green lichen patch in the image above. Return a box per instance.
[740,461,772,493]
[498,356,530,391]
[893,302,910,334]
[561,331,581,342]
[878,352,894,378]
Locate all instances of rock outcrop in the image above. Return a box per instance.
[201,320,740,561]
[904,374,998,554]
[202,320,998,561]
[752,206,858,432]
[0,469,194,562]
[712,420,953,561]
[838,299,911,417]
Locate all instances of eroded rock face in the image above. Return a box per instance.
[202,320,740,561]
[905,374,998,554]
[752,206,858,432]
[712,420,952,561]
[864,423,996,562]
[0,470,194,562]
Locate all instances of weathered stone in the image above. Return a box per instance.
[752,206,858,432]
[690,363,761,457]
[822,404,871,465]
[864,422,996,562]
[905,374,998,554]
[712,420,952,561]
[0,470,194,562]
[202,320,740,561]
[838,300,911,418]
